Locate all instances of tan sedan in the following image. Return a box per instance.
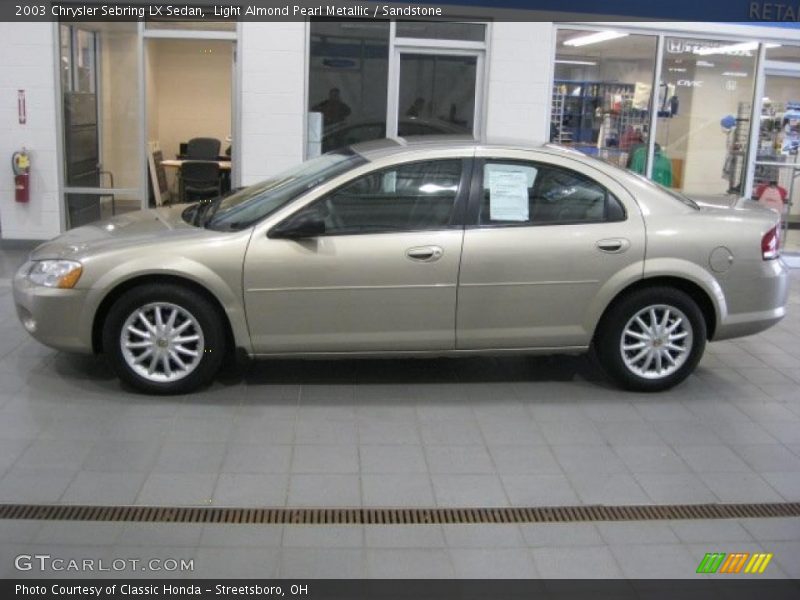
[13,139,789,394]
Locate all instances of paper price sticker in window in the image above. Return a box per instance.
[488,169,530,222]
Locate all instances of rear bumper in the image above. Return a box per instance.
[12,266,93,353]
[713,258,789,341]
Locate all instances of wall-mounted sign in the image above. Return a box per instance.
[18,89,26,125]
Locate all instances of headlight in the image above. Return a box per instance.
[26,260,83,289]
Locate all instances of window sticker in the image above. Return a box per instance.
[487,165,535,221]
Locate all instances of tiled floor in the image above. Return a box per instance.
[1,519,798,579]
[0,244,798,578]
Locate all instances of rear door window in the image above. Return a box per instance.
[478,161,626,226]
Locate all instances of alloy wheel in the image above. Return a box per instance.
[620,304,693,380]
[119,302,205,383]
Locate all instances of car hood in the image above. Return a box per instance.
[30,205,209,260]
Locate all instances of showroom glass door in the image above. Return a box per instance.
[388,49,483,140]
[654,37,758,199]
[753,60,800,248]
[59,22,145,229]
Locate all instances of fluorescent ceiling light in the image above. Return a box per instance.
[564,31,628,47]
[696,41,780,56]
[555,59,598,66]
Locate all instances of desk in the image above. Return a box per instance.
[161,159,232,202]
[161,159,231,170]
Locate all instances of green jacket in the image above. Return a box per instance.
[630,146,673,187]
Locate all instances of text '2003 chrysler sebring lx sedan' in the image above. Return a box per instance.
[13,139,789,394]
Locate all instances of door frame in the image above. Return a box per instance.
[386,44,486,140]
[54,22,143,231]
[141,25,242,198]
[53,22,242,232]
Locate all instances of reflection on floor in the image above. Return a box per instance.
[0,250,799,579]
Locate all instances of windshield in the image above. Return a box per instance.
[201,149,366,231]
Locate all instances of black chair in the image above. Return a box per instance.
[186,137,221,160]
[180,161,221,203]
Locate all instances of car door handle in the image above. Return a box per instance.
[406,246,444,262]
[596,238,630,254]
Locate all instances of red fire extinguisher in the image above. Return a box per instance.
[13,149,30,203]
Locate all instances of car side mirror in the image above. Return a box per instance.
[269,213,326,239]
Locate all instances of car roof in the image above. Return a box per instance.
[349,136,585,161]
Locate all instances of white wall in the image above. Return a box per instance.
[0,23,61,240]
[484,22,554,144]
[240,22,306,185]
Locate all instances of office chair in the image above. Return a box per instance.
[186,137,221,160]
[180,161,221,203]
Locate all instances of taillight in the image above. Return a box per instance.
[762,225,780,260]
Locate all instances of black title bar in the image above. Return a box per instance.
[6,579,800,600]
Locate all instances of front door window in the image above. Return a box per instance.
[290,159,464,235]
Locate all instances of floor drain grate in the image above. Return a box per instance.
[0,502,798,525]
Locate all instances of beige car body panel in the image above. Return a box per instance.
[12,139,789,361]
[15,208,253,354]
[457,148,647,349]
[243,147,471,353]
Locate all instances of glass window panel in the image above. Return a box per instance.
[395,21,486,42]
[753,73,800,227]
[656,37,757,197]
[60,25,72,92]
[398,53,476,137]
[479,161,624,226]
[766,44,800,63]
[65,193,140,229]
[308,20,390,155]
[553,29,658,173]
[60,22,141,226]
[74,29,96,93]
[299,159,463,235]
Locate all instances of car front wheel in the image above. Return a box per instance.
[103,284,226,394]
[595,287,706,392]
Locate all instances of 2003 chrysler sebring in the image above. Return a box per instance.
[13,139,788,394]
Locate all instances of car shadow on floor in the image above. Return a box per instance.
[43,350,611,401]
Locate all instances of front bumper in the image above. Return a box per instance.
[12,267,93,353]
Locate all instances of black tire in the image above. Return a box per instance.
[594,286,707,392]
[102,283,226,394]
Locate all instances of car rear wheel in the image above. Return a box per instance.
[595,287,706,392]
[103,284,226,394]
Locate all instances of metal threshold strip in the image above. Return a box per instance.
[1,502,798,525]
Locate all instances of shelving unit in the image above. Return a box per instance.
[550,80,649,149]
[753,100,800,234]
[723,102,751,195]
[550,85,572,144]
